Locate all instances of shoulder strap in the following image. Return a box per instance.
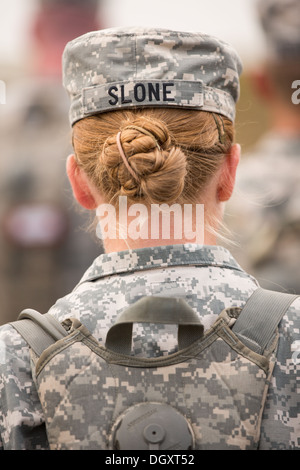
[232,288,298,354]
[11,309,68,356]
[11,289,298,357]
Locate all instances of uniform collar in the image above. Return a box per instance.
[77,244,244,286]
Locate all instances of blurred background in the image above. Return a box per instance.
[0,0,295,324]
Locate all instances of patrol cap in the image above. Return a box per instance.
[257,0,300,60]
[62,26,242,126]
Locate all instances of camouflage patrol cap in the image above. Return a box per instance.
[62,26,242,126]
[257,0,300,60]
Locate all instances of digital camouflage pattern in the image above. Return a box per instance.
[31,311,276,450]
[0,244,299,449]
[62,27,242,125]
[227,133,300,294]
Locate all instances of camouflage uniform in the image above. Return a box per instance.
[0,244,299,449]
[227,132,300,293]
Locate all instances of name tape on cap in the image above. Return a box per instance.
[83,80,204,114]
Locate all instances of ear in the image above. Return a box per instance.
[66,154,98,210]
[217,143,240,202]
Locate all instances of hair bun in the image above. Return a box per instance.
[113,116,187,204]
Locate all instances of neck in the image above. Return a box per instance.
[101,231,218,253]
[95,197,222,253]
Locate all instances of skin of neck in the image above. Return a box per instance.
[96,195,223,253]
[66,143,240,254]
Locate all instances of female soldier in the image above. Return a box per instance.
[0,27,299,450]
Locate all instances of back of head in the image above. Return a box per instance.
[73,108,234,207]
[63,27,241,208]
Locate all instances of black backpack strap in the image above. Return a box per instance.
[11,309,68,356]
[232,288,298,354]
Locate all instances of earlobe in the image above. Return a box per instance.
[66,154,98,210]
[217,144,240,202]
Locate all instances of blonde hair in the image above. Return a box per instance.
[72,108,235,207]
